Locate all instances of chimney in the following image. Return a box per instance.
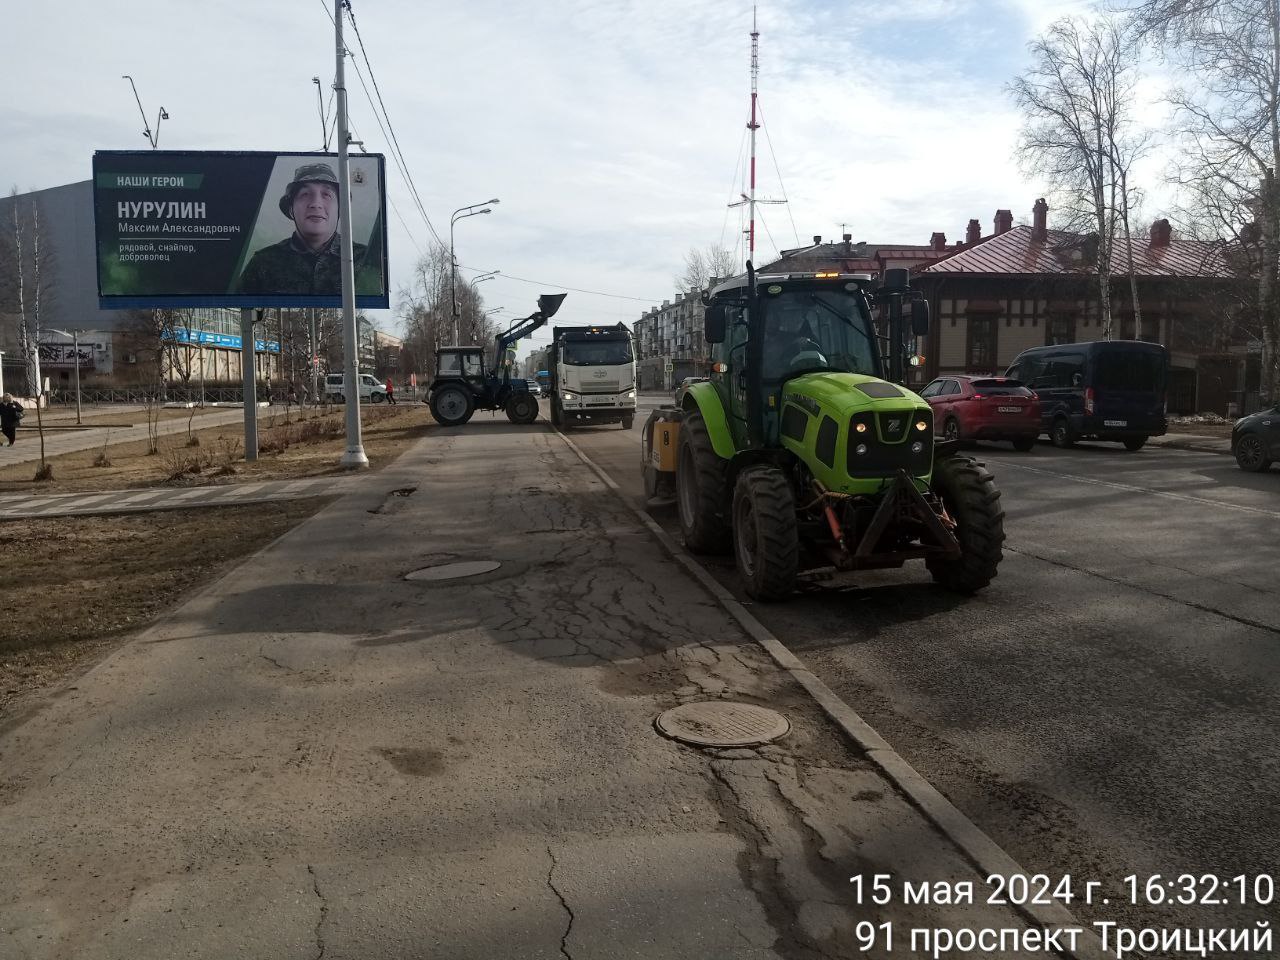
[1149,218,1172,247]
[812,235,822,245]
[1032,198,1049,241]
[930,231,946,251]
[994,209,1013,235]
[966,219,981,245]
[842,233,852,243]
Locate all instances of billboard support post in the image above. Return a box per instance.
[335,0,368,468]
[242,308,258,461]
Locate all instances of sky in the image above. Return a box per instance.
[6,0,1169,365]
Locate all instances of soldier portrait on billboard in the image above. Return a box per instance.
[237,162,373,297]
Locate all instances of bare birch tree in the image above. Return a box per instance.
[676,245,738,297]
[1011,16,1150,339]
[1126,0,1280,402]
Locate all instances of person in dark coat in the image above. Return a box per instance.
[0,394,23,446]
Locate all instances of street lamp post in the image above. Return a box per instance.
[450,200,499,344]
[49,328,88,424]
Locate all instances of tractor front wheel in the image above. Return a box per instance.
[926,455,1004,594]
[506,392,539,424]
[732,467,798,601]
[430,386,474,426]
[676,412,730,554]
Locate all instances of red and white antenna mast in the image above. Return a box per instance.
[748,6,760,259]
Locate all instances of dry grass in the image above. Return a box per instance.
[33,405,239,426]
[0,405,432,494]
[1166,423,1232,438]
[0,498,330,719]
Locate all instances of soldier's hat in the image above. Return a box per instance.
[279,162,341,218]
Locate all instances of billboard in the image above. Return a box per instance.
[93,150,388,309]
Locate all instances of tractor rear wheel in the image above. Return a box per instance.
[430,386,474,426]
[732,467,798,601]
[506,393,539,424]
[926,455,1004,593]
[676,412,730,554]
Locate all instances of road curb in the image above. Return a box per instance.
[554,427,1108,960]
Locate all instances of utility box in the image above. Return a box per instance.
[651,420,680,472]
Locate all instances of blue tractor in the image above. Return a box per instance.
[426,294,567,427]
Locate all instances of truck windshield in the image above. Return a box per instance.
[761,289,879,380]
[562,338,633,366]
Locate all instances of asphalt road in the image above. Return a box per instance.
[569,396,1280,940]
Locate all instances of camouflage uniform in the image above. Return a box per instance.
[237,231,372,297]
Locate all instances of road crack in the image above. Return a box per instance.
[546,846,574,960]
[307,864,328,960]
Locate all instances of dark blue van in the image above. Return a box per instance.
[1005,341,1168,450]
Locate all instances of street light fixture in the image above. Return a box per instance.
[470,270,500,292]
[450,199,499,344]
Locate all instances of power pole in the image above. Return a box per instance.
[334,0,368,467]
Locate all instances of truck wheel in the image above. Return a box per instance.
[430,386,474,426]
[676,412,730,554]
[550,397,564,428]
[926,455,1004,594]
[505,393,538,424]
[1122,436,1147,451]
[621,414,634,430]
[733,467,798,601]
[1051,417,1075,448]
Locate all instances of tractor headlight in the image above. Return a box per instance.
[855,443,868,455]
[855,422,868,433]
[911,441,924,454]
[915,420,928,432]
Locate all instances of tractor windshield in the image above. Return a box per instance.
[760,289,880,381]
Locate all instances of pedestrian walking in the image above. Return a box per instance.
[0,394,23,447]
[385,378,396,405]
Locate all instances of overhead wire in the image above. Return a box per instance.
[457,264,655,303]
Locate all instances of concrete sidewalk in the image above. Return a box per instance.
[1147,431,1232,455]
[0,476,360,518]
[0,407,262,465]
[0,423,1042,959]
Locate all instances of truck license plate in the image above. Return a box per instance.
[1104,419,1127,427]
[997,406,1022,413]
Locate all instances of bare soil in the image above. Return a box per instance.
[0,498,330,720]
[1166,422,1232,438]
[0,405,431,494]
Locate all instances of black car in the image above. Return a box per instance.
[1231,404,1280,472]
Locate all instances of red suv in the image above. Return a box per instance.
[919,375,1041,451]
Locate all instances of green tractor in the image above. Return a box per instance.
[641,265,1004,601]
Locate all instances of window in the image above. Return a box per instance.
[966,314,998,371]
[919,380,944,398]
[1027,353,1085,388]
[942,379,962,396]
[1046,314,1076,345]
[1095,350,1165,392]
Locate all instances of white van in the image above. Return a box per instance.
[324,372,387,403]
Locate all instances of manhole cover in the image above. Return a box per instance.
[654,701,790,748]
[405,560,502,582]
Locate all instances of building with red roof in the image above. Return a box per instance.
[912,200,1254,416]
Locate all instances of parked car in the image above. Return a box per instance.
[1005,340,1169,450]
[918,375,1040,450]
[324,372,387,403]
[1231,404,1280,472]
[674,376,706,402]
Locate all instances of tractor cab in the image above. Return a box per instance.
[435,347,487,384]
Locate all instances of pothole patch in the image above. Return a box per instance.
[405,560,502,582]
[655,701,790,748]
